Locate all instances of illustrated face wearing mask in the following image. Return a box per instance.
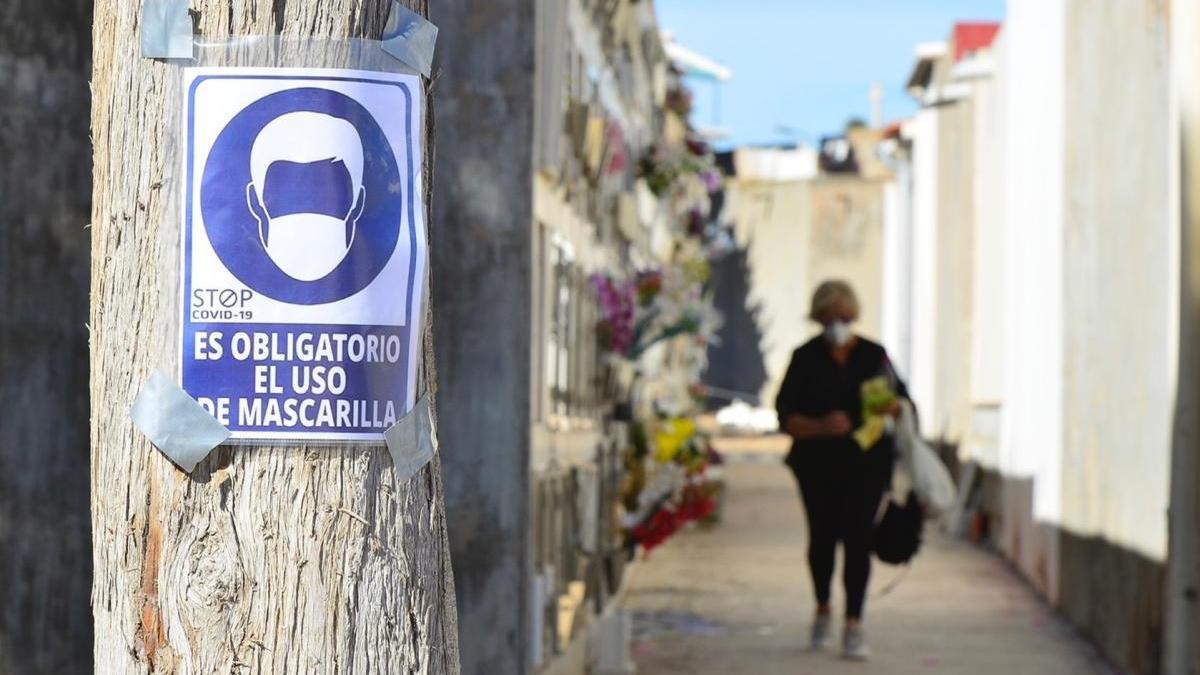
[246,112,367,282]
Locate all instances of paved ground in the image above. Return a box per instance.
[622,446,1116,675]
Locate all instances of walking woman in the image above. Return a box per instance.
[775,280,907,660]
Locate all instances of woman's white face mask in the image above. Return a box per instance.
[823,320,853,346]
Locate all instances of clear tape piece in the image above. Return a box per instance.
[381,2,439,77]
[141,0,193,59]
[131,370,231,473]
[384,392,438,481]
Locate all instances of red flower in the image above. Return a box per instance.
[632,505,684,552]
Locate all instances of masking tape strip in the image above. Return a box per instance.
[381,2,439,77]
[141,0,193,59]
[131,370,231,473]
[384,392,438,481]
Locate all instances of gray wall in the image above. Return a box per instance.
[0,0,93,672]
[428,1,535,673]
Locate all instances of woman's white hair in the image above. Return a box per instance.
[809,279,860,321]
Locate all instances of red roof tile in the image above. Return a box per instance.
[954,22,1001,61]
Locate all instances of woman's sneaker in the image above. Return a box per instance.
[842,625,870,660]
[809,613,833,650]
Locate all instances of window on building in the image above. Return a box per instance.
[539,229,602,426]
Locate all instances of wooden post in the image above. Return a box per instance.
[89,1,459,672]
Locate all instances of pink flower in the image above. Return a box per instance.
[591,274,637,355]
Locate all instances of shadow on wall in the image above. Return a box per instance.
[969,470,1165,675]
[705,244,768,409]
[1057,530,1164,675]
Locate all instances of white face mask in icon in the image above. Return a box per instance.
[250,207,363,281]
[246,112,367,282]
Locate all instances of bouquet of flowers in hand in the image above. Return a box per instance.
[853,376,898,450]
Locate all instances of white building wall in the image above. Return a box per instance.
[726,179,814,403]
[897,2,1178,664]
[965,36,1007,470]
[807,178,887,343]
[933,96,977,444]
[999,0,1066,522]
[1059,0,1172,562]
[909,108,940,437]
[730,174,889,405]
[882,160,913,378]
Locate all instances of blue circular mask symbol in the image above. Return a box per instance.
[200,86,403,305]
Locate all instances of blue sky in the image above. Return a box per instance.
[655,0,1006,148]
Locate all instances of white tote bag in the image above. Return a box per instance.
[894,400,956,515]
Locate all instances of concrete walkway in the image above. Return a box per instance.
[622,449,1116,675]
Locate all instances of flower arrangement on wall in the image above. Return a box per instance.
[664,86,694,118]
[619,415,723,552]
[590,89,736,553]
[636,139,719,201]
[593,255,726,553]
[591,262,719,362]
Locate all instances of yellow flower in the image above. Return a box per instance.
[853,416,887,451]
[855,377,897,451]
[860,376,896,414]
[681,259,711,284]
[654,418,697,463]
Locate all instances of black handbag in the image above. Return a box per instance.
[873,493,923,565]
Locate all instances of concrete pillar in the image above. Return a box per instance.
[1166,1,1200,671]
[428,2,536,674]
[0,1,93,671]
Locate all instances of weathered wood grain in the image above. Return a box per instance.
[89,1,460,672]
